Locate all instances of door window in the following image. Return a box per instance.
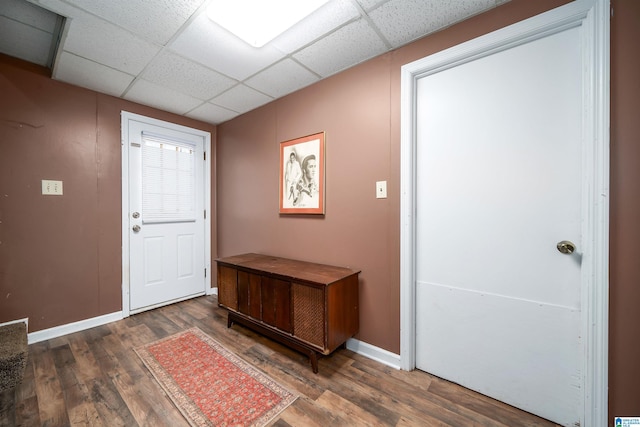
[141,132,196,223]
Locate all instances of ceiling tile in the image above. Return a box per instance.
[293,19,388,77]
[368,0,498,47]
[246,59,320,99]
[0,0,62,67]
[270,0,360,54]
[37,0,85,18]
[210,85,273,114]
[355,0,390,11]
[60,12,160,75]
[5,0,512,125]
[1,0,59,32]
[187,102,239,125]
[53,51,134,97]
[0,16,54,67]
[124,79,203,115]
[169,14,286,81]
[142,51,236,100]
[60,0,206,45]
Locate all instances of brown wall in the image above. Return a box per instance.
[0,54,216,332]
[610,0,640,419]
[217,54,400,351]
[217,0,574,356]
[216,0,640,422]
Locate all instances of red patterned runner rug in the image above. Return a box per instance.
[135,327,297,427]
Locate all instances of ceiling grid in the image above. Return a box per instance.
[0,0,510,125]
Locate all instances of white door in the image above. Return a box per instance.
[414,24,583,426]
[124,114,208,313]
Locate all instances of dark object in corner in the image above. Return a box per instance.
[0,322,28,392]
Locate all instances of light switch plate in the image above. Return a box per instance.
[42,179,63,195]
[376,181,387,199]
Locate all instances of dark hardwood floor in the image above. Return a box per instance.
[1,296,559,426]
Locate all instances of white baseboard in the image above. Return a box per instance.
[23,309,401,374]
[346,338,401,370]
[27,312,123,344]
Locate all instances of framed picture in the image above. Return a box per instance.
[279,132,325,214]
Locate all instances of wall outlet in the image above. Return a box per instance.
[42,179,63,195]
[376,181,387,199]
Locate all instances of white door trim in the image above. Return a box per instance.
[399,1,609,425]
[120,111,212,317]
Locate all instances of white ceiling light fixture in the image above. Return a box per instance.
[207,0,330,48]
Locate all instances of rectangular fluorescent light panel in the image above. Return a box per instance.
[207,0,329,47]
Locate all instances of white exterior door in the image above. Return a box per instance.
[414,19,582,427]
[122,113,209,314]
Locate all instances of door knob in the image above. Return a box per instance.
[556,240,576,255]
[132,225,141,232]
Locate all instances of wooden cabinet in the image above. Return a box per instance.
[216,253,360,373]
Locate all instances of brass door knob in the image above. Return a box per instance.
[557,240,576,255]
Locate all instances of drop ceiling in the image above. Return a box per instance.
[1,0,510,125]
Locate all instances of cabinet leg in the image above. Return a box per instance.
[227,315,233,328]
[309,351,319,374]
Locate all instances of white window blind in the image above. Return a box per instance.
[141,132,196,223]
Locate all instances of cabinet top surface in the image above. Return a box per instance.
[216,253,360,284]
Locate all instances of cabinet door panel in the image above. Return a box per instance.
[237,270,250,315]
[262,278,291,333]
[248,273,262,319]
[218,266,237,310]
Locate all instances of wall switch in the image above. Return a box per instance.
[42,180,63,195]
[376,181,387,199]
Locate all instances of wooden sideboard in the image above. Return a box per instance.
[215,253,360,373]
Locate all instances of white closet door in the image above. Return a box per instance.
[415,26,583,426]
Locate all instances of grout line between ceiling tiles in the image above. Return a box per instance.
[348,0,393,50]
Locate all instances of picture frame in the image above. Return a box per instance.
[279,132,325,215]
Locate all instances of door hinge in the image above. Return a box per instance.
[204,268,207,278]
[204,209,206,219]
[204,151,206,161]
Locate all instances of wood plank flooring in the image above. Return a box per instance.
[0,296,560,426]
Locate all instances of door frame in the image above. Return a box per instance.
[120,111,212,317]
[399,1,609,426]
